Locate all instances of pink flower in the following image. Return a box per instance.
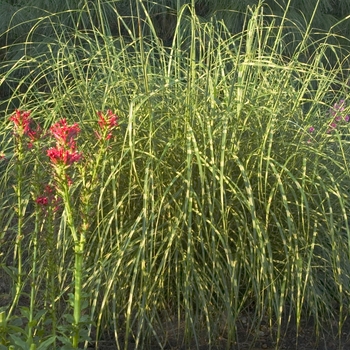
[330,100,346,117]
[326,121,337,134]
[308,126,315,133]
[330,99,349,124]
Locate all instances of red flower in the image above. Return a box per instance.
[36,185,54,206]
[10,110,32,135]
[36,184,61,211]
[96,110,119,140]
[44,184,55,196]
[50,119,80,148]
[106,109,118,128]
[10,110,42,148]
[27,125,42,149]
[36,196,49,206]
[47,119,81,166]
[47,147,81,165]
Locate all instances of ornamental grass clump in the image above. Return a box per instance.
[1,0,350,349]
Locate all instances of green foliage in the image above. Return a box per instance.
[1,0,350,348]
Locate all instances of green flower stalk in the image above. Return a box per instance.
[45,112,119,347]
[7,110,38,320]
[35,184,58,346]
[79,109,119,234]
[46,118,83,347]
[28,160,41,345]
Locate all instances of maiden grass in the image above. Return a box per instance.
[1,0,350,348]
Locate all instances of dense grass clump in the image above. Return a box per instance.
[1,0,350,349]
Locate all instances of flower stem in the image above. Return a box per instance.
[61,181,85,348]
[28,209,38,346]
[72,241,84,348]
[7,143,24,320]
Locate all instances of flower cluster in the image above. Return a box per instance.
[306,99,350,143]
[95,109,118,140]
[36,184,55,206]
[50,118,80,148]
[327,99,350,134]
[47,119,82,166]
[36,196,49,206]
[10,109,41,148]
[47,147,82,165]
[10,109,32,136]
[36,184,61,211]
[306,126,315,144]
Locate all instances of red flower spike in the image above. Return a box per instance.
[96,110,119,140]
[47,147,81,165]
[47,119,82,167]
[106,109,118,127]
[50,119,80,148]
[10,110,33,136]
[97,111,107,129]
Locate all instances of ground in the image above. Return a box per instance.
[2,265,350,349]
[85,312,350,349]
